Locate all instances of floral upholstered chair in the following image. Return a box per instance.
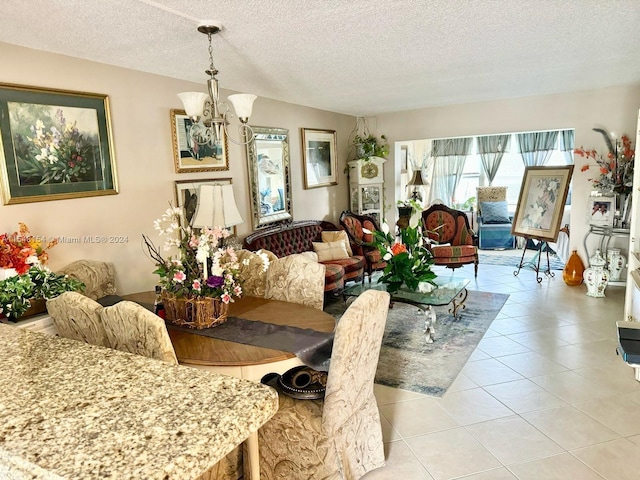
[258,289,390,479]
[236,249,277,298]
[46,291,110,347]
[58,259,117,301]
[265,254,325,310]
[100,301,178,364]
[339,211,387,283]
[421,204,479,277]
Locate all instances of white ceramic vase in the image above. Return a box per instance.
[584,250,610,298]
[606,248,626,282]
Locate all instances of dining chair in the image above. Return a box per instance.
[58,259,117,301]
[99,300,178,364]
[265,254,325,310]
[46,291,110,347]
[257,289,390,479]
[339,211,387,283]
[236,248,277,298]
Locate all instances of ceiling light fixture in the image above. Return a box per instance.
[178,22,256,148]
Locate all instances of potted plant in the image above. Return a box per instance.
[352,133,389,160]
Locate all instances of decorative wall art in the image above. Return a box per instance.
[301,128,338,189]
[170,109,229,173]
[0,83,118,204]
[511,165,574,242]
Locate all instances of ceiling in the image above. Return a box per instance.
[1,0,640,116]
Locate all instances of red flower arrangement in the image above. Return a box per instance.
[576,131,635,194]
[0,223,57,274]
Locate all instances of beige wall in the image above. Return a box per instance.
[377,86,640,260]
[0,43,354,294]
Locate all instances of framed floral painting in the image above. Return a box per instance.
[0,83,118,204]
[511,165,574,242]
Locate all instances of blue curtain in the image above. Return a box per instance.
[560,129,575,165]
[430,137,473,205]
[516,131,559,166]
[477,134,511,185]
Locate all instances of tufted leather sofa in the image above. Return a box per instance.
[243,220,365,294]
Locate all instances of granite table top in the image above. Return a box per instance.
[0,323,279,479]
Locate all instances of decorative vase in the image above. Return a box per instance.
[583,249,610,298]
[606,248,626,282]
[562,250,585,286]
[161,292,229,329]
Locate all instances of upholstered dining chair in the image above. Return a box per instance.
[265,254,325,310]
[339,211,387,283]
[236,248,278,298]
[258,289,390,480]
[58,259,117,301]
[476,186,515,250]
[421,204,479,277]
[46,291,110,347]
[99,300,178,363]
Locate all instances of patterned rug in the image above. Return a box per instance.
[324,289,509,397]
[479,252,565,271]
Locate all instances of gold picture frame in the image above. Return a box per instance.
[301,128,338,189]
[170,109,229,173]
[0,82,118,204]
[511,165,574,242]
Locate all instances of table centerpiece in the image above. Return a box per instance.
[144,207,267,329]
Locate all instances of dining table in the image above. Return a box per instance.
[122,292,337,480]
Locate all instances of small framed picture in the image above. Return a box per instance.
[174,178,232,227]
[170,109,229,173]
[587,195,615,227]
[301,128,338,189]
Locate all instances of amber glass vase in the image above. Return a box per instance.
[563,250,585,286]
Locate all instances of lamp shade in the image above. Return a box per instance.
[227,93,257,119]
[177,92,209,118]
[408,169,427,186]
[192,184,243,229]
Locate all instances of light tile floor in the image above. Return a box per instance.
[363,260,638,480]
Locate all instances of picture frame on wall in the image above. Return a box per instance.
[511,165,574,242]
[0,83,118,205]
[301,128,338,189]
[174,177,233,228]
[170,109,229,173]
[587,194,615,228]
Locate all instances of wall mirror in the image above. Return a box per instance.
[246,126,293,229]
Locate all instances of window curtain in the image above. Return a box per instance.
[477,134,511,185]
[516,131,559,166]
[559,129,575,164]
[430,137,473,206]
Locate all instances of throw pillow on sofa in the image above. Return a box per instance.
[480,201,510,224]
[312,241,350,262]
[321,230,353,256]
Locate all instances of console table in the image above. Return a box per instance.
[583,225,630,285]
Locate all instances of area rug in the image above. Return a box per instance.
[324,290,509,397]
[479,252,564,271]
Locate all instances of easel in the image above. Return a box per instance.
[514,237,555,283]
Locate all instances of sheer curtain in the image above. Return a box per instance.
[430,137,473,205]
[560,129,575,164]
[477,134,511,185]
[516,131,559,166]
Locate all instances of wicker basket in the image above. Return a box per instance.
[162,292,229,330]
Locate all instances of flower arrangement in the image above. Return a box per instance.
[365,218,436,294]
[0,265,85,320]
[0,222,58,274]
[576,129,635,194]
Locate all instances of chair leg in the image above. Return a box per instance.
[474,258,479,277]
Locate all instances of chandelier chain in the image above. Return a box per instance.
[207,33,217,75]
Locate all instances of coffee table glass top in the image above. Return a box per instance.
[343,277,470,307]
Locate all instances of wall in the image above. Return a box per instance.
[0,43,354,294]
[377,85,640,260]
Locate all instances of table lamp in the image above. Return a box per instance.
[407,168,427,201]
[191,184,243,230]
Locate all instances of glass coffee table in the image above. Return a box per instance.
[343,277,470,343]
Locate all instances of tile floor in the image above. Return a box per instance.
[362,260,639,480]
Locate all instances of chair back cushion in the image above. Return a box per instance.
[236,249,277,298]
[47,291,109,347]
[422,205,475,246]
[265,254,325,310]
[100,301,178,364]
[322,289,390,435]
[58,260,116,301]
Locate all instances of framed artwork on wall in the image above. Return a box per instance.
[511,165,574,242]
[301,128,338,189]
[0,83,118,205]
[170,109,229,173]
[587,194,615,228]
[174,177,232,227]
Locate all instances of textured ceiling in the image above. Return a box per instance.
[1,0,639,116]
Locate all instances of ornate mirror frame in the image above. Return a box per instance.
[246,126,293,229]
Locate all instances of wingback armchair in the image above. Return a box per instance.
[339,211,387,283]
[421,204,479,276]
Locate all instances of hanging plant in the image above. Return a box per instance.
[353,134,389,160]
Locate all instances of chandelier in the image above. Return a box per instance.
[178,23,256,147]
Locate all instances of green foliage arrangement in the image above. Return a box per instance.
[353,134,389,160]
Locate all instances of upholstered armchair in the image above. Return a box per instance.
[476,186,515,250]
[258,289,390,479]
[265,254,326,310]
[46,291,110,347]
[421,204,479,277]
[236,249,278,298]
[339,211,387,283]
